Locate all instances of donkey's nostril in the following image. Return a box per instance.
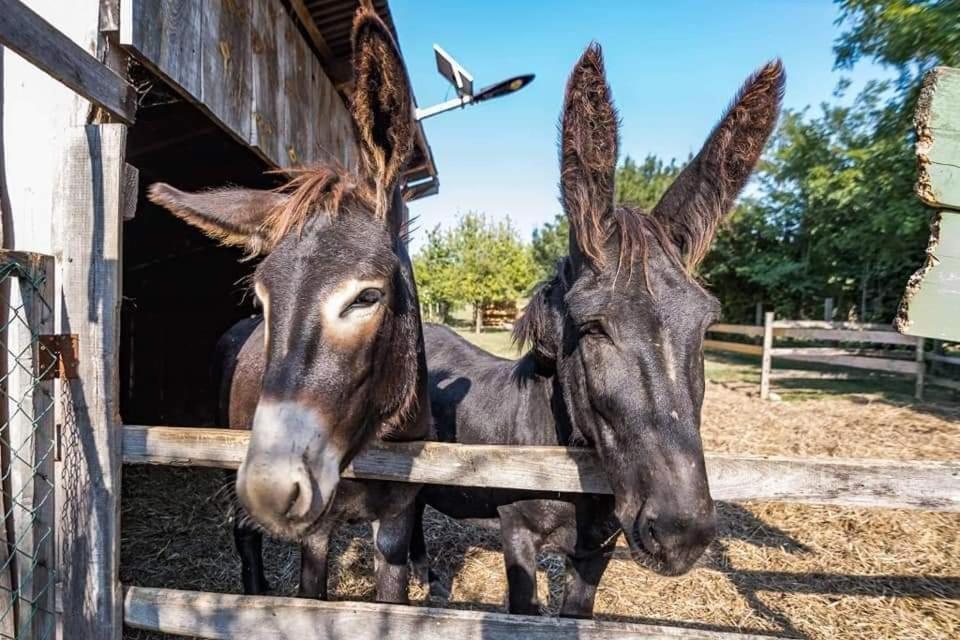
[633,514,661,556]
[283,478,314,521]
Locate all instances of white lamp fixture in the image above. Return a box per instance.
[415,44,534,121]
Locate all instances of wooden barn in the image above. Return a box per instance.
[1,0,437,637]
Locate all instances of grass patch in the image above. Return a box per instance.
[451,328,517,358]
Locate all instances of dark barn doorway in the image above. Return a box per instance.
[119,85,278,427]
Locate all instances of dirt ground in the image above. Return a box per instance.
[121,356,960,640]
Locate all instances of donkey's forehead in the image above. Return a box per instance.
[256,213,396,286]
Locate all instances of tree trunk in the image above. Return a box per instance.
[474,303,482,334]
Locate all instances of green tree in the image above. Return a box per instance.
[698,0,957,322]
[413,225,459,322]
[531,213,568,278]
[615,154,684,209]
[414,212,537,332]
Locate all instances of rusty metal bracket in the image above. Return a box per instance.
[38,334,79,380]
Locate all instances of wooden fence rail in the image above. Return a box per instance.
[122,425,960,512]
[124,586,777,640]
[704,316,958,400]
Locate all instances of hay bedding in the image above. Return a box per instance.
[121,380,959,640]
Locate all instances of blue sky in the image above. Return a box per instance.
[391,1,887,253]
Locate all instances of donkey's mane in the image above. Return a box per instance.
[262,164,379,246]
[513,210,689,353]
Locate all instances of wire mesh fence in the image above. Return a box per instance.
[0,252,56,640]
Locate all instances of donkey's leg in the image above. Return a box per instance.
[409,498,449,599]
[560,551,612,618]
[559,501,616,618]
[298,530,331,599]
[499,504,541,615]
[233,519,270,594]
[373,508,417,604]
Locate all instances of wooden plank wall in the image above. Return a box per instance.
[120,0,357,170]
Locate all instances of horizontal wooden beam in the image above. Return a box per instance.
[771,320,892,331]
[771,352,921,376]
[0,0,136,123]
[708,323,764,337]
[773,328,916,346]
[929,375,960,392]
[122,426,960,511]
[123,586,778,640]
[927,352,960,366]
[771,347,895,358]
[704,340,763,356]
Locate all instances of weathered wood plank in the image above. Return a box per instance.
[0,0,135,123]
[123,586,780,640]
[121,426,960,511]
[120,0,357,169]
[915,66,960,210]
[120,0,202,99]
[249,0,282,165]
[771,353,921,376]
[199,0,252,142]
[707,323,764,337]
[926,352,960,366]
[897,210,960,341]
[771,320,892,331]
[2,251,56,640]
[773,328,916,346]
[703,339,763,356]
[770,347,905,357]
[55,125,125,640]
[929,375,960,391]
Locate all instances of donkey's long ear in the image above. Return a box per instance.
[560,44,619,265]
[148,183,288,256]
[351,1,415,219]
[652,60,784,269]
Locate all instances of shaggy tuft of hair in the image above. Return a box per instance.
[263,165,377,248]
[560,43,620,268]
[351,0,415,219]
[653,60,785,270]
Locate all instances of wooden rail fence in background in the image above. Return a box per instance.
[705,314,959,400]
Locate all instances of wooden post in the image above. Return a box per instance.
[915,337,926,401]
[823,297,833,322]
[54,125,125,640]
[3,252,56,640]
[760,312,775,400]
[754,302,763,326]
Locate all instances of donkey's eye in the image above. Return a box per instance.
[344,288,383,315]
[579,320,608,338]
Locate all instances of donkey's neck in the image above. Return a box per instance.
[427,326,573,447]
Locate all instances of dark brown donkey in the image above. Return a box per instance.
[413,46,784,616]
[148,5,430,603]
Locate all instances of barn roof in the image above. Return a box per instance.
[289,0,439,199]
